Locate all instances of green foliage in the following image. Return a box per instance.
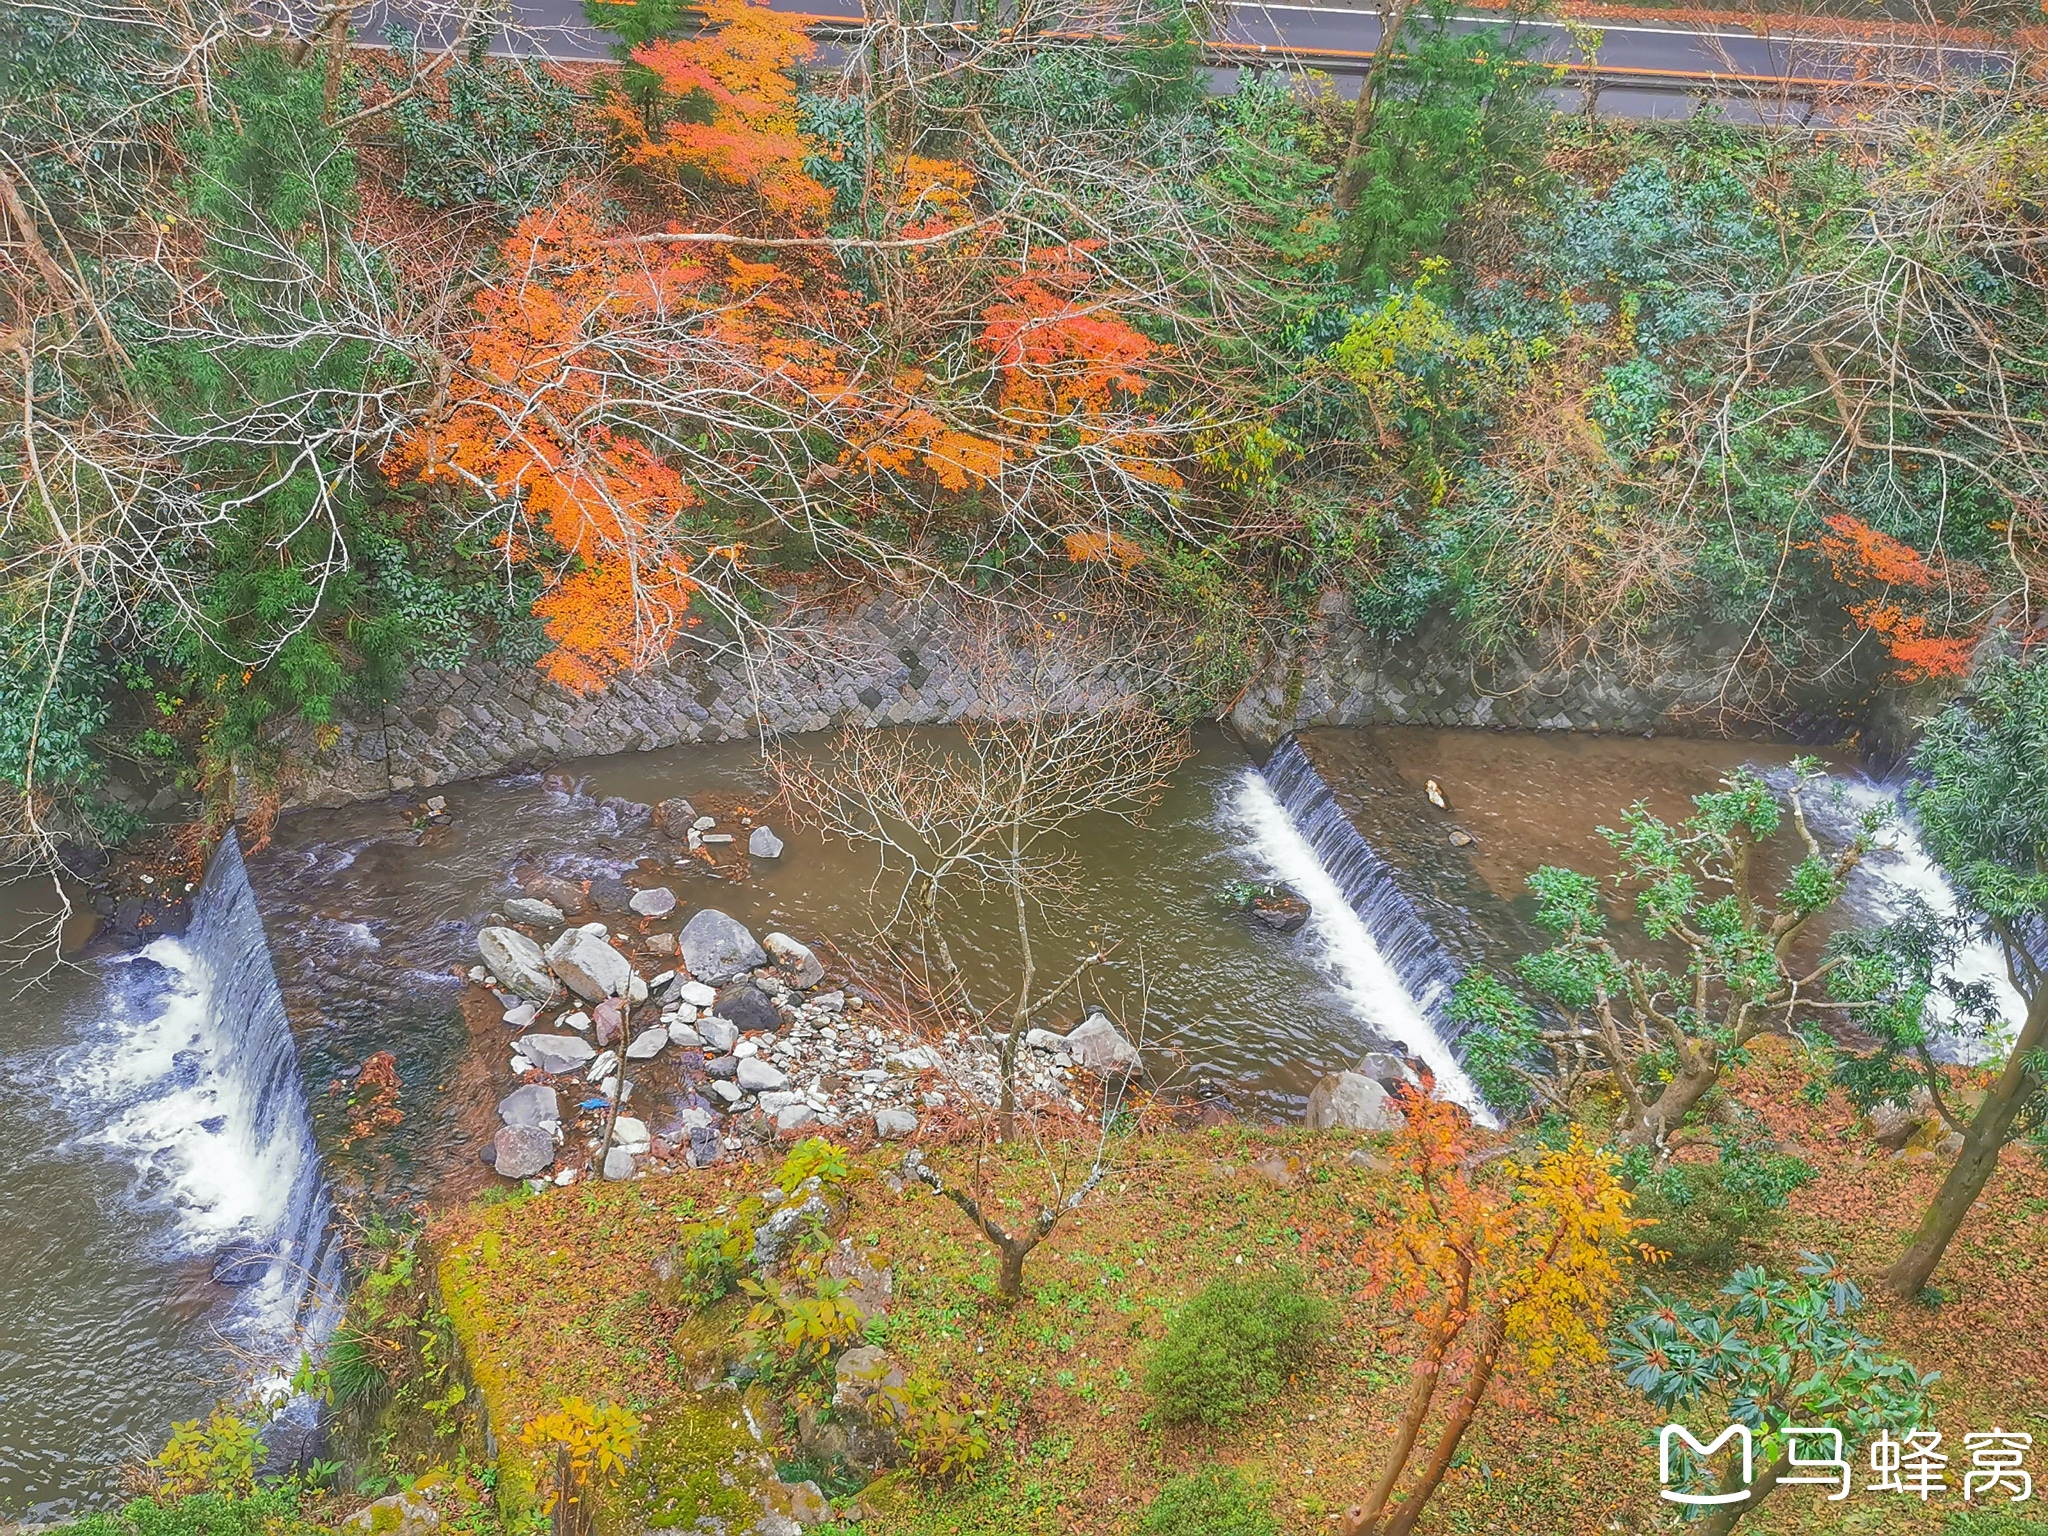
[372,37,594,219]
[778,1137,852,1196]
[1616,1253,1936,1512]
[53,1490,310,1536]
[737,1276,866,1389]
[1135,1468,1280,1536]
[1627,1130,1817,1269]
[878,1371,995,1483]
[1448,970,1542,1115]
[1947,1514,2048,1536]
[1906,655,2048,927]
[1341,6,1547,289]
[1144,1270,1331,1428]
[148,1410,263,1499]
[667,1219,751,1310]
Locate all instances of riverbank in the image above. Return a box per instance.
[41,1032,2048,1536]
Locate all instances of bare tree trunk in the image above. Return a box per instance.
[323,3,355,118]
[1888,984,2048,1297]
[1381,1310,1507,1536]
[1333,0,1414,213]
[1339,1274,1469,1536]
[1619,1058,1722,1150]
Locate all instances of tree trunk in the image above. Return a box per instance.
[1340,1285,1467,1535]
[323,3,354,118]
[1699,1446,1792,1536]
[1620,1058,1721,1150]
[1887,983,2048,1297]
[1381,1311,1506,1536]
[996,1234,1034,1302]
[1333,0,1414,213]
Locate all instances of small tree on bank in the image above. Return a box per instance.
[1836,657,2048,1299]
[1339,1096,1639,1536]
[1615,1255,1935,1535]
[1452,763,1882,1149]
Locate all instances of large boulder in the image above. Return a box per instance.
[1305,1071,1407,1133]
[763,932,825,989]
[1063,1010,1141,1077]
[517,1033,596,1075]
[679,908,767,983]
[546,928,634,1001]
[497,1083,560,1130]
[630,886,678,918]
[715,980,784,1036]
[478,927,558,1002]
[797,1346,906,1472]
[493,1124,555,1180]
[1356,1052,1419,1090]
[503,897,565,929]
[651,797,698,838]
[522,873,589,917]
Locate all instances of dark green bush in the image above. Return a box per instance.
[1144,1270,1331,1428]
[55,1490,307,1536]
[1629,1132,1816,1270]
[1136,1468,1279,1536]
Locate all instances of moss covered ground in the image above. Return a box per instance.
[400,1036,2048,1536]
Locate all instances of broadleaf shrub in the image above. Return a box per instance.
[1145,1270,1331,1427]
[1136,1468,1280,1536]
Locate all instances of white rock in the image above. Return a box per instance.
[677,980,717,1008]
[587,1048,620,1082]
[547,928,634,1001]
[678,909,766,983]
[626,1027,669,1060]
[650,971,676,991]
[561,1010,592,1033]
[670,1003,700,1024]
[668,1021,705,1048]
[749,825,785,859]
[875,1108,919,1140]
[1305,1071,1407,1134]
[763,932,826,989]
[613,1116,652,1153]
[515,1034,595,1075]
[478,927,558,1002]
[710,1079,743,1104]
[734,1039,761,1059]
[691,815,716,832]
[760,1091,804,1112]
[603,1146,639,1181]
[467,965,489,984]
[630,886,678,917]
[775,1103,818,1132]
[503,1002,538,1030]
[887,1046,942,1073]
[1025,1028,1062,1051]
[628,974,649,1004]
[700,1016,739,1053]
[1063,1010,1141,1077]
[581,921,608,936]
[737,1058,790,1093]
[701,833,734,845]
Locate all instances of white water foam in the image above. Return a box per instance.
[1227,768,1490,1119]
[68,939,301,1247]
[1806,775,2026,1060]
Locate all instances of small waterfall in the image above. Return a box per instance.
[1233,744,1487,1116]
[72,831,342,1377]
[1259,738,1468,1021]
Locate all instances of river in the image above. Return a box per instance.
[0,723,2013,1516]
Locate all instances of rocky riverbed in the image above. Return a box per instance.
[468,803,1146,1188]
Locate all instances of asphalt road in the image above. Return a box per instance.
[466,0,2015,114]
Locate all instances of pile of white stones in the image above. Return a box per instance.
[470,902,1140,1187]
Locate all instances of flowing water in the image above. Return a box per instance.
[0,840,337,1519]
[0,720,2019,1515]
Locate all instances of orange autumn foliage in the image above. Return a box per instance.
[1814,512,1986,683]
[386,203,723,692]
[1340,1094,1639,1536]
[1062,529,1145,571]
[611,0,828,223]
[980,244,1181,489]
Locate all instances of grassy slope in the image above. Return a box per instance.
[433,1036,2048,1536]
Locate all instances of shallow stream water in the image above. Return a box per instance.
[0,722,2017,1515]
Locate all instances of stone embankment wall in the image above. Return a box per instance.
[1224,592,1837,746]
[278,584,1878,808]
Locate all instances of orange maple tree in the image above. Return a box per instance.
[388,204,726,691]
[979,243,1182,490]
[1813,511,1987,682]
[1339,1093,1640,1536]
[608,0,829,223]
